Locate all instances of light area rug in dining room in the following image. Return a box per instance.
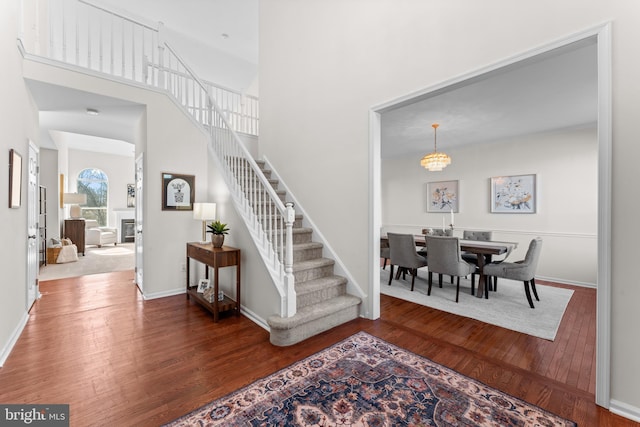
[380,268,573,341]
[163,332,576,426]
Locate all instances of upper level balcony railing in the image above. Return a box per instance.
[19,0,258,136]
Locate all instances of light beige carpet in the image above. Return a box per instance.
[39,243,135,281]
[380,268,573,341]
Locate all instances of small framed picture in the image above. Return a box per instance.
[491,174,536,213]
[162,172,195,211]
[427,180,458,212]
[197,278,210,293]
[9,149,22,209]
[127,184,135,208]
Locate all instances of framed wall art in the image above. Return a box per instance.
[127,183,135,208]
[427,180,458,212]
[161,172,194,211]
[197,278,210,293]
[8,149,22,208]
[490,174,536,213]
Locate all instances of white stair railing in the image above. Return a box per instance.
[19,0,296,316]
[20,0,258,136]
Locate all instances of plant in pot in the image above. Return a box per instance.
[207,220,229,248]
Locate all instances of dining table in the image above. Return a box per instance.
[380,234,518,298]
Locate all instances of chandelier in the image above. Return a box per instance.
[420,123,451,171]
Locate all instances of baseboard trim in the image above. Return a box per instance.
[142,287,185,300]
[536,275,596,289]
[609,399,640,423]
[240,305,269,332]
[0,311,29,367]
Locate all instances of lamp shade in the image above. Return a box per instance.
[193,202,217,242]
[193,202,216,221]
[63,193,87,205]
[63,193,87,219]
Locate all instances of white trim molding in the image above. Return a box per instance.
[370,21,612,409]
[0,312,29,367]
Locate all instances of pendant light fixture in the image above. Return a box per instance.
[420,123,451,171]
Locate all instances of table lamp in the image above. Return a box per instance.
[193,202,217,243]
[63,192,87,219]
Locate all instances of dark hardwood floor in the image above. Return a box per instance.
[0,271,636,426]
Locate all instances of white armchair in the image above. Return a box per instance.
[85,219,118,248]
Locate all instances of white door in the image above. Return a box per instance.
[135,153,144,292]
[27,142,40,310]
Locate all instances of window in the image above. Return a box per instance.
[77,168,108,226]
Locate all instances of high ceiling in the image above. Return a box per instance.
[94,0,259,65]
[381,39,598,158]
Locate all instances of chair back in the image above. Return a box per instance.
[422,228,453,237]
[522,238,543,271]
[463,230,492,241]
[425,236,464,275]
[388,233,427,269]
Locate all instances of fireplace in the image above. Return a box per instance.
[121,219,135,243]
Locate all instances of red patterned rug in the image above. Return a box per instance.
[164,332,576,426]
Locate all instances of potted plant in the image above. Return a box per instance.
[207,220,229,248]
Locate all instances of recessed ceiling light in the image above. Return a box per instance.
[86,108,99,116]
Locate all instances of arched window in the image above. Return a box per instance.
[77,168,108,225]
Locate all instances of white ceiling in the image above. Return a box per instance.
[28,3,597,160]
[381,39,598,158]
[93,0,259,65]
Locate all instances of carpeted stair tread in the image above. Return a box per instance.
[293,242,324,251]
[292,258,334,272]
[267,295,361,331]
[296,275,347,296]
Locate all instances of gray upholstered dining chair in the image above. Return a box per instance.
[387,233,428,291]
[380,239,390,270]
[483,238,543,308]
[425,236,475,302]
[461,230,493,293]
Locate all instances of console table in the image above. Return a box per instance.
[186,243,241,322]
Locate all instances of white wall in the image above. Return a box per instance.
[260,0,640,416]
[0,0,40,366]
[382,127,598,285]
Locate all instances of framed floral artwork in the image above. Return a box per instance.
[491,174,536,213]
[162,172,194,211]
[427,180,458,212]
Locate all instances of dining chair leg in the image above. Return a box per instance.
[471,274,476,296]
[427,272,433,295]
[410,268,416,291]
[382,258,388,270]
[530,278,540,301]
[388,265,394,286]
[438,274,443,288]
[484,276,489,299]
[523,280,535,308]
[455,278,460,303]
[450,275,454,284]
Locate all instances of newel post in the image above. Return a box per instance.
[283,202,296,317]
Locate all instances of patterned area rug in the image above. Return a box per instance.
[164,332,576,426]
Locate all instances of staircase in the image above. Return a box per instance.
[252,161,361,346]
[19,0,361,346]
